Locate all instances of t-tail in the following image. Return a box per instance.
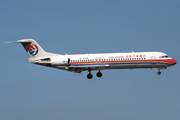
[6,39,61,64]
[7,39,48,58]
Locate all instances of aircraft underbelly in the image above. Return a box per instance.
[106,64,165,70]
[108,62,169,69]
[60,62,169,72]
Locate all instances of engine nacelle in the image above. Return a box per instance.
[50,57,70,66]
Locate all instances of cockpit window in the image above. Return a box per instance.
[159,55,169,58]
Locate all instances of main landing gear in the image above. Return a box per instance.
[87,70,102,79]
[87,73,93,79]
[96,71,102,77]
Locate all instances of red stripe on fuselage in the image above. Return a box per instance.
[70,59,176,65]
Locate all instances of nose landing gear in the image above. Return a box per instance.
[157,71,161,75]
[157,68,161,75]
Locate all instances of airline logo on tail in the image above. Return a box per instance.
[28,44,38,56]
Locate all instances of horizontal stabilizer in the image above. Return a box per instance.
[6,39,47,58]
[5,41,19,43]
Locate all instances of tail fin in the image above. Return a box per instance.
[7,39,47,58]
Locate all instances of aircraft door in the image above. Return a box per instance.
[151,56,156,64]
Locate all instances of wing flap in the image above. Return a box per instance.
[66,64,110,73]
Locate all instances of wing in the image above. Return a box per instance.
[65,64,110,73]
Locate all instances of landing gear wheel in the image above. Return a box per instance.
[96,71,102,77]
[157,71,161,75]
[87,73,93,79]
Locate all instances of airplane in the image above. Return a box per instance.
[6,39,177,79]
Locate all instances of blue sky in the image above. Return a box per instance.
[1,0,180,120]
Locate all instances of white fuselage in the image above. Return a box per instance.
[29,51,176,74]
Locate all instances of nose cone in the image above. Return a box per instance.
[171,59,177,65]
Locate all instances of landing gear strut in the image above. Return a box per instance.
[157,69,161,75]
[96,71,102,77]
[87,68,93,79]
